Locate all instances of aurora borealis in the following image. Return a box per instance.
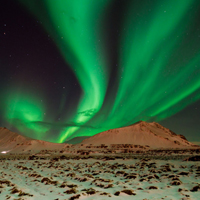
[1,0,200,143]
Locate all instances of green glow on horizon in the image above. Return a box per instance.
[3,0,200,143]
[5,92,49,139]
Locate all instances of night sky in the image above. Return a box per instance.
[1,0,200,144]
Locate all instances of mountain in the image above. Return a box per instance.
[0,121,197,153]
[65,136,90,144]
[81,121,197,148]
[0,127,66,153]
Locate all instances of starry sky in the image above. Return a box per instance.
[1,0,200,144]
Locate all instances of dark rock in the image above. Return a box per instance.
[67,173,76,177]
[171,177,180,181]
[64,188,77,194]
[190,185,200,192]
[100,192,110,196]
[104,184,113,189]
[41,177,57,185]
[184,156,200,161]
[18,191,33,197]
[170,180,182,186]
[51,157,59,162]
[178,172,189,176]
[178,134,188,141]
[139,178,148,182]
[168,175,179,178]
[121,189,136,195]
[67,184,78,188]
[114,191,120,196]
[10,187,19,194]
[147,186,158,189]
[60,155,68,160]
[82,188,96,195]
[28,155,38,160]
[69,194,81,200]
[59,183,67,188]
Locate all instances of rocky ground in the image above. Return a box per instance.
[0,150,200,200]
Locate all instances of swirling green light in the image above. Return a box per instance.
[108,0,200,125]
[3,0,200,143]
[44,0,112,142]
[17,0,112,142]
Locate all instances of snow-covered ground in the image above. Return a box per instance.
[0,156,199,200]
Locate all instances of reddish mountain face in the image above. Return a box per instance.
[0,127,66,153]
[81,121,197,148]
[0,121,198,153]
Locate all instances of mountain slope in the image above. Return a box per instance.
[81,121,196,148]
[66,136,90,144]
[0,127,66,153]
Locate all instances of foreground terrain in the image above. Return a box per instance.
[0,124,199,199]
[0,151,200,200]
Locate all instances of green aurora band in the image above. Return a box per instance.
[3,0,200,143]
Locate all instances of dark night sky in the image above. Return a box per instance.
[1,0,200,144]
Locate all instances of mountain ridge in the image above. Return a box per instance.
[81,121,197,148]
[0,127,66,153]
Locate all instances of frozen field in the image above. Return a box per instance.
[0,154,199,200]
